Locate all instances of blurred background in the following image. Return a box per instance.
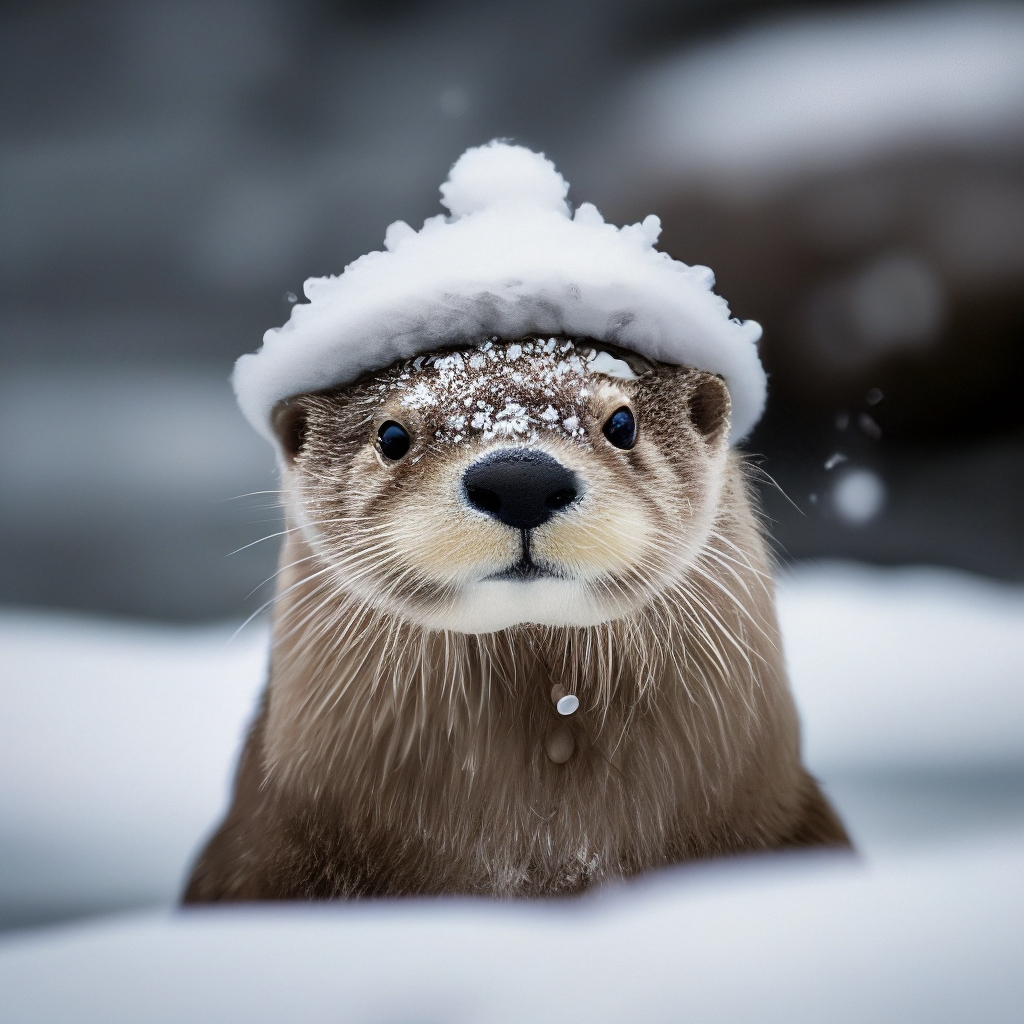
[1,0,1023,940]
[2,0,1022,621]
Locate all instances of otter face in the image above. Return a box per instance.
[273,338,732,633]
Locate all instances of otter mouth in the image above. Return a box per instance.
[484,531,567,582]
[487,558,563,582]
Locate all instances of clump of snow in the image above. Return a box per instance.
[440,142,569,217]
[233,141,764,449]
[587,349,637,380]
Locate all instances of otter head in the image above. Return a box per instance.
[271,337,732,634]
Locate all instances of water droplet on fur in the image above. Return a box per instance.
[556,694,579,716]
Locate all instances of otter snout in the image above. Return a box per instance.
[463,449,580,530]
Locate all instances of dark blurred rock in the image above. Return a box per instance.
[596,3,1024,578]
[646,154,1024,443]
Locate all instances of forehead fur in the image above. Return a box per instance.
[374,337,639,447]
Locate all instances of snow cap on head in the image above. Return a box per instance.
[233,140,766,446]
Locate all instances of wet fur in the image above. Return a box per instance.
[185,340,848,902]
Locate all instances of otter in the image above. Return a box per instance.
[184,336,848,903]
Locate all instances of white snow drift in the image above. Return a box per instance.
[232,141,765,447]
[3,833,1023,1024]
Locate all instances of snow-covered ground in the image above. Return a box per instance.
[1,561,1022,1021]
[3,834,1021,1024]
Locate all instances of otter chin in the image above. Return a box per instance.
[184,336,849,904]
[440,579,615,634]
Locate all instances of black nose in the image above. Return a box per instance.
[463,449,580,530]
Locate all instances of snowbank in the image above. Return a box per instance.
[778,562,1024,770]
[1,835,1022,1023]
[0,613,268,928]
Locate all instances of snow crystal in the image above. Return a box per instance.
[389,337,632,446]
[403,381,437,409]
[858,412,882,441]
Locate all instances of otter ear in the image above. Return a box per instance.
[271,400,308,462]
[687,373,731,442]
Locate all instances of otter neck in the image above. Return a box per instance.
[258,521,794,811]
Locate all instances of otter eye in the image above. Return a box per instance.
[602,407,636,450]
[377,421,411,460]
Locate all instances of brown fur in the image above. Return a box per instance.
[184,338,848,903]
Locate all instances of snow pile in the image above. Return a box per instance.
[2,835,1022,1023]
[232,141,765,447]
[627,2,1024,187]
[0,613,268,928]
[777,563,1024,770]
